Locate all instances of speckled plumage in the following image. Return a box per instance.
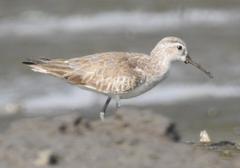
[23,36,212,120]
[24,51,170,98]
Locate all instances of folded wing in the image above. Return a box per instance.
[23,52,147,94]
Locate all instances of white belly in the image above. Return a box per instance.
[119,74,167,99]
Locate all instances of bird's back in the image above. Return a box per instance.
[23,52,150,96]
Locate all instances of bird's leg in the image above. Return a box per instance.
[115,96,121,109]
[100,96,111,121]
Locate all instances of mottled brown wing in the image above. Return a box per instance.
[64,52,147,94]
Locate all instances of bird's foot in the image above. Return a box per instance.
[100,112,105,121]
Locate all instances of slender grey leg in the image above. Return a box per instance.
[100,96,111,121]
[115,96,121,109]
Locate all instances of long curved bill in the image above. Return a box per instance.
[184,55,213,79]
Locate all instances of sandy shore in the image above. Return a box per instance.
[0,109,239,167]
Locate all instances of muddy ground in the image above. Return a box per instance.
[0,109,239,168]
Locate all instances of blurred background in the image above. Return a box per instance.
[0,0,240,141]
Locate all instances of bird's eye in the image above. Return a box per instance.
[177,45,183,50]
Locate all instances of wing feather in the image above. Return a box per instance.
[23,52,148,95]
[65,52,147,94]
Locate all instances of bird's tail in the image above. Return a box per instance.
[22,58,71,78]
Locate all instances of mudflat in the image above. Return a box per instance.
[0,109,239,168]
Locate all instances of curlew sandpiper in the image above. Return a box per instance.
[23,36,213,120]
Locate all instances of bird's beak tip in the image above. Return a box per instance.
[184,55,213,79]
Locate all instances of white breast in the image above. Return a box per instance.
[119,73,168,99]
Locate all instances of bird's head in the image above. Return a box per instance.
[151,36,213,79]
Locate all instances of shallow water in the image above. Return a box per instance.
[0,0,240,140]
